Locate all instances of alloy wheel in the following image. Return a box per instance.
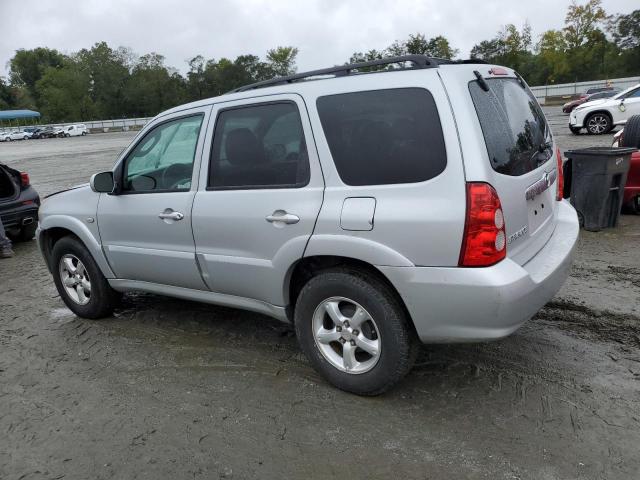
[312,296,381,374]
[59,254,92,305]
[587,115,609,134]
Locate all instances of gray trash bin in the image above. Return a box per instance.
[564,147,635,231]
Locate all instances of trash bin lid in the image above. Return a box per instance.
[565,146,637,157]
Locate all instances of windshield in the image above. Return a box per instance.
[469,77,551,176]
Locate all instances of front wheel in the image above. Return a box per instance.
[295,269,418,395]
[586,113,612,135]
[569,125,581,135]
[51,236,119,319]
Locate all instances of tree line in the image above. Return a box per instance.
[0,0,637,124]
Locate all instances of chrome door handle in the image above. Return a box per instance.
[265,211,300,224]
[158,211,184,221]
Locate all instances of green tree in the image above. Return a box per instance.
[609,10,640,76]
[76,42,130,118]
[123,53,186,117]
[534,30,569,84]
[0,77,13,110]
[265,46,299,77]
[36,61,96,122]
[9,48,66,103]
[564,0,608,49]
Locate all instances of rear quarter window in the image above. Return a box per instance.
[469,78,551,176]
[316,88,447,186]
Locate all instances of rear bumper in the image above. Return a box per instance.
[0,204,39,230]
[380,200,579,343]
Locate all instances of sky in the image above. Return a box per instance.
[0,0,637,77]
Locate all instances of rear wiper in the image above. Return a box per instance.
[473,70,490,92]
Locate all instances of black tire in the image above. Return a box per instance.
[81,131,87,136]
[621,115,640,148]
[294,268,418,396]
[51,236,119,319]
[585,112,612,135]
[569,125,581,135]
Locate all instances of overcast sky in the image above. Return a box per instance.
[0,0,637,77]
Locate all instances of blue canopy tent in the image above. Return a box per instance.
[0,109,41,128]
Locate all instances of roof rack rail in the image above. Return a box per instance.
[230,54,437,93]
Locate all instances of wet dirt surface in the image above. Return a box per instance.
[1,108,639,479]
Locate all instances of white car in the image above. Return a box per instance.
[61,124,88,137]
[569,83,640,135]
[1,130,32,141]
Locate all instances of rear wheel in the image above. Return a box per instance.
[569,126,581,135]
[51,236,119,319]
[586,113,612,135]
[294,268,418,395]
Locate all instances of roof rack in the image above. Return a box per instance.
[230,54,437,93]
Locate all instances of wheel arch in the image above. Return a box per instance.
[39,216,115,278]
[585,109,614,126]
[285,255,417,336]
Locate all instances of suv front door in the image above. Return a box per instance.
[98,107,211,290]
[192,95,324,306]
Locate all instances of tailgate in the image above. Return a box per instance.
[466,72,559,266]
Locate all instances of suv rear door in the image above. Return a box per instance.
[439,65,559,266]
[191,94,324,307]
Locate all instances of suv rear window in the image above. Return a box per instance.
[469,78,551,176]
[316,88,446,186]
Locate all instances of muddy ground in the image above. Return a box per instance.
[0,107,639,479]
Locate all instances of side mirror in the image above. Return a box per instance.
[90,171,115,193]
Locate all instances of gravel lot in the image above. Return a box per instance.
[1,107,639,480]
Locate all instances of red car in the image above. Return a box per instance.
[612,116,640,213]
[562,89,620,114]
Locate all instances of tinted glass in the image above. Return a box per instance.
[123,115,203,192]
[209,102,309,189]
[316,88,446,186]
[469,78,551,176]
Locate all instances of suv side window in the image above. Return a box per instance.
[123,114,203,193]
[316,88,447,186]
[208,102,310,189]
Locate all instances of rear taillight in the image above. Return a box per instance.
[556,148,563,201]
[20,172,30,187]
[459,182,507,267]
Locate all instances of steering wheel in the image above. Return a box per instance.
[161,163,193,190]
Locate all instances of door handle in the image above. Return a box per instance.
[158,211,184,221]
[265,211,300,225]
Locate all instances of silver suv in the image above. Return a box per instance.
[38,56,579,395]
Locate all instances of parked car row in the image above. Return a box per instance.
[0,124,87,142]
